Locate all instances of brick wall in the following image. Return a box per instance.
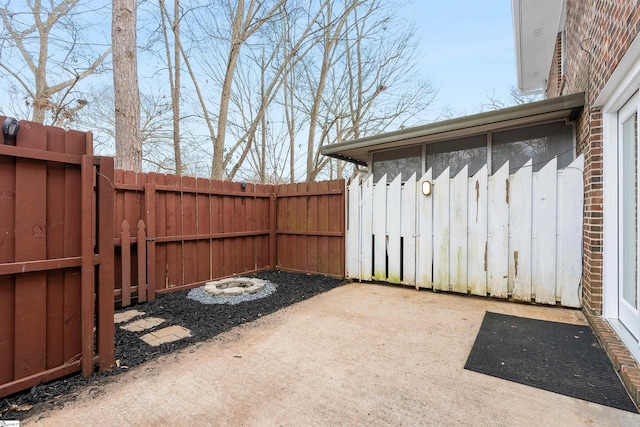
[547,33,563,98]
[548,0,640,314]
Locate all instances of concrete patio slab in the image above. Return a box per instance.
[25,283,640,426]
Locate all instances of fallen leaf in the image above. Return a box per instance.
[7,404,33,412]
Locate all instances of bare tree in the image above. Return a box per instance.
[299,0,364,182]
[112,0,436,184]
[482,86,541,111]
[112,0,141,171]
[194,0,285,180]
[0,0,110,124]
[259,50,266,183]
[282,17,298,183]
[156,0,283,179]
[172,0,325,181]
[76,85,199,174]
[223,1,327,181]
[297,0,436,181]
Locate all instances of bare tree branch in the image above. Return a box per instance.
[0,0,111,123]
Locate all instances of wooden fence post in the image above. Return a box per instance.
[80,155,95,378]
[137,220,147,303]
[145,183,156,301]
[340,180,346,278]
[120,220,131,307]
[269,193,277,269]
[96,156,114,371]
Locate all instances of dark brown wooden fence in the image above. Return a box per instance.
[113,172,272,303]
[1,118,345,397]
[274,180,345,277]
[0,118,114,399]
[113,172,345,306]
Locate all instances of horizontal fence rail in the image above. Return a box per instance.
[346,156,584,308]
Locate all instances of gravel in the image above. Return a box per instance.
[187,279,277,305]
[0,271,344,421]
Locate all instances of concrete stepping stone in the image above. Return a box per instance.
[140,325,192,346]
[120,317,165,332]
[114,309,145,324]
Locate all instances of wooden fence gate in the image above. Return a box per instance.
[0,118,114,399]
[346,156,584,308]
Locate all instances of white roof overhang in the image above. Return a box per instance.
[512,0,565,94]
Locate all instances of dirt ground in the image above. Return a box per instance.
[20,282,640,426]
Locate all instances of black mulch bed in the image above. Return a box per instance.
[1,271,344,421]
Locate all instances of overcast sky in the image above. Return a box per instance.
[407,0,517,121]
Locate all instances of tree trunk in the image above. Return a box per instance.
[112,0,141,171]
[260,50,266,184]
[159,0,182,175]
[284,53,295,184]
[172,0,182,176]
[211,0,244,181]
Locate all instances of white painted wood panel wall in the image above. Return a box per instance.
[345,155,584,308]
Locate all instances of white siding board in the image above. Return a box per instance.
[372,175,387,280]
[560,155,584,308]
[361,175,374,281]
[387,174,402,283]
[488,163,509,298]
[532,158,558,305]
[433,168,450,291]
[510,160,533,302]
[346,177,361,279]
[416,170,433,289]
[468,166,488,296]
[450,166,468,294]
[402,174,417,285]
[556,170,564,302]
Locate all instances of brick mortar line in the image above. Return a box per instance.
[585,312,640,408]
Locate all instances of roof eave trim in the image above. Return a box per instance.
[321,153,368,167]
[512,0,565,94]
[513,0,526,93]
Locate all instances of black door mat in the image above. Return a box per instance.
[464,312,638,413]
